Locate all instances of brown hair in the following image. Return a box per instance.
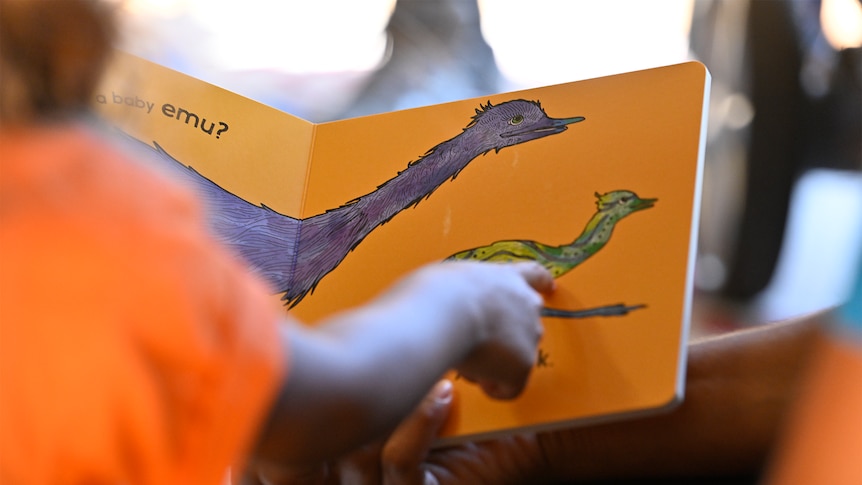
[0,0,117,123]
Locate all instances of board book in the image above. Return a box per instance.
[93,51,710,444]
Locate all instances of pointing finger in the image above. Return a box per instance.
[511,262,556,295]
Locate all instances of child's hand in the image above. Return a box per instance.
[450,261,554,399]
[399,261,554,400]
[251,260,554,467]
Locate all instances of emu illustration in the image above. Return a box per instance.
[148,99,584,306]
[447,190,656,319]
[447,190,655,276]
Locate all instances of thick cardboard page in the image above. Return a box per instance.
[94,54,710,444]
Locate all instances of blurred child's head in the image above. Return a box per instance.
[0,0,116,124]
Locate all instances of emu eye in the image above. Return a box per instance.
[509,114,525,125]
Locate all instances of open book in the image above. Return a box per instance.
[94,51,710,443]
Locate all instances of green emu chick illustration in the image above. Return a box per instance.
[446,190,656,278]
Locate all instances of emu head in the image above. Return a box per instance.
[594,190,657,216]
[466,99,584,153]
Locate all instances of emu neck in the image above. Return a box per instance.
[291,130,492,304]
[559,211,620,263]
[346,132,488,235]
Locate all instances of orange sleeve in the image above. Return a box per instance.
[0,128,286,485]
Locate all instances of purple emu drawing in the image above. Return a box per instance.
[147,99,584,306]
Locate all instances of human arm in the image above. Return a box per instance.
[250,261,554,469]
[372,310,826,484]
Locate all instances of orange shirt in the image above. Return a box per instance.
[0,124,285,484]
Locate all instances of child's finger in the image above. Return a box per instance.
[511,262,556,295]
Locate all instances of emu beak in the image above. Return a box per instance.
[634,197,658,211]
[503,114,585,139]
[553,116,586,127]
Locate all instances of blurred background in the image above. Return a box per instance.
[113,0,862,337]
